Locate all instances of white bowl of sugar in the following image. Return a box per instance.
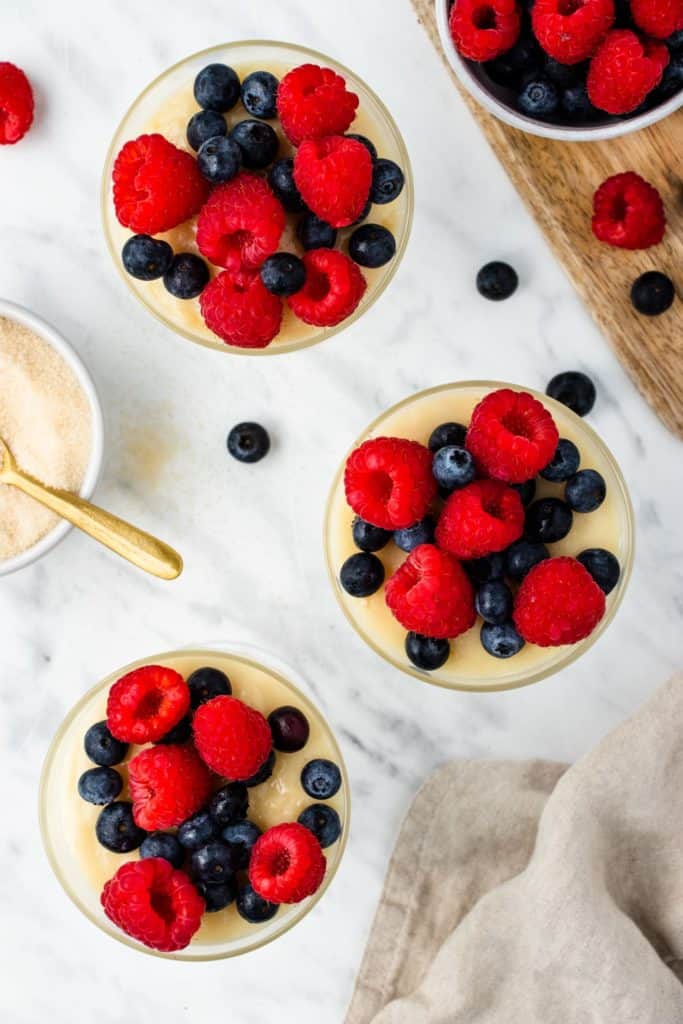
[0,299,104,575]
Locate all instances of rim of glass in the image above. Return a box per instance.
[323,380,635,694]
[39,645,350,961]
[100,39,414,357]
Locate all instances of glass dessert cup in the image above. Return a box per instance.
[39,645,349,960]
[324,381,635,693]
[101,40,413,356]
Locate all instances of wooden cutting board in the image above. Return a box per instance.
[411,0,683,438]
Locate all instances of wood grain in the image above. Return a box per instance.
[411,0,683,437]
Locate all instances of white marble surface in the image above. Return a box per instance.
[1,1,681,1021]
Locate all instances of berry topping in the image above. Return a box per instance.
[449,0,522,61]
[156,714,192,745]
[298,804,342,848]
[227,422,271,463]
[140,832,185,868]
[464,551,506,583]
[268,706,310,753]
[432,445,476,491]
[84,721,128,767]
[405,632,451,671]
[0,62,33,144]
[267,157,306,213]
[436,479,525,559]
[112,134,209,234]
[288,248,366,327]
[475,580,514,624]
[370,158,405,204]
[631,0,683,39]
[128,744,214,831]
[222,820,262,869]
[546,371,596,416]
[78,766,123,805]
[260,252,306,296]
[340,552,385,597]
[197,135,242,184]
[504,538,549,579]
[236,881,279,923]
[394,515,436,552]
[532,0,615,65]
[525,496,574,543]
[106,665,190,744]
[428,422,467,451]
[343,436,436,530]
[294,135,372,228]
[186,108,227,151]
[122,234,173,281]
[592,172,666,250]
[101,859,204,952]
[587,30,669,114]
[191,840,239,884]
[187,666,232,708]
[512,478,537,506]
[196,173,285,271]
[196,878,237,912]
[565,468,606,511]
[178,810,218,851]
[384,544,476,639]
[244,749,276,787]
[249,822,327,904]
[481,620,526,658]
[352,516,392,552]
[518,77,560,116]
[577,547,621,594]
[276,63,359,146]
[193,695,273,781]
[513,556,606,646]
[194,63,240,112]
[163,253,210,300]
[241,70,279,119]
[630,271,675,315]
[301,759,342,800]
[296,211,337,250]
[476,261,519,300]
[349,224,396,268]
[465,388,559,483]
[199,268,282,349]
[208,783,249,827]
[230,119,279,170]
[540,438,581,481]
[96,801,146,853]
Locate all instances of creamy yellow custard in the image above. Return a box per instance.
[325,383,634,692]
[41,649,347,958]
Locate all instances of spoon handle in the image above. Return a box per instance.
[4,467,183,580]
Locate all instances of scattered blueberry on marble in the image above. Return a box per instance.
[480,621,525,658]
[340,552,385,597]
[565,469,606,513]
[84,721,128,767]
[298,804,342,848]
[476,261,518,300]
[96,802,146,853]
[240,70,279,119]
[405,632,450,670]
[163,253,210,299]
[227,422,271,463]
[78,767,122,805]
[194,63,241,112]
[186,108,227,151]
[546,371,596,416]
[140,831,185,869]
[301,758,342,800]
[122,234,173,281]
[577,548,621,594]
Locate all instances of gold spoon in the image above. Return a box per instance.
[0,436,183,580]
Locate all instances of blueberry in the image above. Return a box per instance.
[428,423,467,453]
[348,224,396,268]
[191,841,239,884]
[486,34,542,86]
[464,552,506,584]
[546,371,596,416]
[540,438,580,482]
[370,158,405,204]
[197,134,241,184]
[565,469,606,512]
[405,632,450,671]
[140,831,184,868]
[476,261,518,300]
[267,158,306,212]
[577,548,621,595]
[227,422,270,463]
[668,29,683,50]
[340,552,384,597]
[511,478,537,506]
[156,714,192,745]
[432,445,476,491]
[301,758,342,800]
[346,133,378,160]
[78,766,122,805]
[475,581,513,624]
[230,119,279,170]
[631,272,675,316]
[260,252,306,296]
[186,109,227,151]
[96,801,145,852]
[244,750,275,787]
[561,84,596,120]
[268,706,310,753]
[240,70,279,119]
[163,253,210,299]
[518,77,559,117]
[84,721,128,767]
[544,58,585,88]
[236,881,278,923]
[481,621,525,658]
[298,804,342,848]
[394,515,436,552]
[194,63,240,112]
[186,666,232,708]
[195,878,237,912]
[352,515,392,552]
[221,819,262,869]
[525,497,573,543]
[178,810,218,851]
[122,234,173,281]
[297,211,337,250]
[209,783,249,826]
[504,539,549,580]
[656,51,683,98]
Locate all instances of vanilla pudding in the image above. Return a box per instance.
[102,41,413,355]
[325,382,634,692]
[40,648,347,959]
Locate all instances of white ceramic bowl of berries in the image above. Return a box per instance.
[436,0,683,140]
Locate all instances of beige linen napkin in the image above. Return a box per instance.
[347,675,683,1024]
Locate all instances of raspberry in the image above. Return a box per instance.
[293,136,372,228]
[196,172,286,271]
[193,695,273,781]
[587,30,669,114]
[435,479,524,559]
[631,0,683,39]
[592,171,666,249]
[112,134,208,234]
[465,389,559,484]
[449,0,521,61]
[276,63,359,146]
[288,249,366,328]
[101,859,204,952]
[0,63,33,144]
[532,0,614,65]
[384,544,476,640]
[128,744,214,831]
[513,556,606,646]
[200,268,282,348]
[106,665,190,744]
[249,823,326,904]
[344,437,437,530]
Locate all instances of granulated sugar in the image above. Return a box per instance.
[0,317,92,561]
